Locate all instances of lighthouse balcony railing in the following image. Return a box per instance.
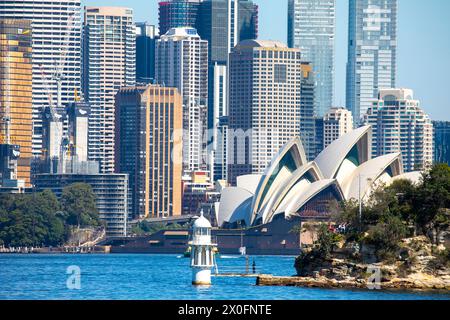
[188,236,218,246]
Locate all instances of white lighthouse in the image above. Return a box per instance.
[189,210,217,285]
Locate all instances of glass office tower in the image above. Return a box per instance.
[0,19,33,186]
[0,0,82,159]
[288,0,335,118]
[346,0,397,122]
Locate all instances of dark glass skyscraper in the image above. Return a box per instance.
[158,0,202,36]
[196,0,258,181]
[197,0,258,65]
[433,121,450,166]
[135,23,158,84]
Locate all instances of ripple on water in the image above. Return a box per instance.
[0,254,449,300]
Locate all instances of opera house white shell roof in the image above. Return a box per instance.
[217,126,422,228]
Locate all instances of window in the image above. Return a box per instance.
[274,64,287,83]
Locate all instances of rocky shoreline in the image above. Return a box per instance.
[256,274,450,293]
[256,236,450,294]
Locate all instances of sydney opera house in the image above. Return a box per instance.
[217,125,421,229]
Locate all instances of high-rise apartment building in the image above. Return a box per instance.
[365,89,433,172]
[115,85,183,218]
[288,0,335,117]
[433,121,450,166]
[0,20,33,186]
[135,23,159,84]
[155,27,208,173]
[34,172,130,237]
[83,7,136,174]
[323,107,354,148]
[228,40,302,184]
[159,0,202,36]
[0,0,82,158]
[346,0,397,121]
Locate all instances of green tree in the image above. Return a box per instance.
[413,164,450,243]
[0,191,67,247]
[60,183,100,229]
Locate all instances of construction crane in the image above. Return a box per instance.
[39,12,77,172]
[40,64,63,173]
[53,13,75,110]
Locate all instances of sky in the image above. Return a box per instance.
[81,0,450,121]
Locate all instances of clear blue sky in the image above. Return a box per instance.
[81,0,450,121]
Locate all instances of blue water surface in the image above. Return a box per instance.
[0,254,448,300]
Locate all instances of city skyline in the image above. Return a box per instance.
[81,0,450,121]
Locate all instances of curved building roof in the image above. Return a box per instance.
[315,126,372,182]
[260,162,324,224]
[282,179,344,219]
[250,137,307,224]
[236,174,263,194]
[391,171,422,185]
[217,187,253,227]
[342,153,403,201]
[236,39,289,49]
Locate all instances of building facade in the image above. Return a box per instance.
[0,0,82,158]
[115,85,183,219]
[346,0,397,121]
[34,173,130,237]
[288,0,335,117]
[365,89,434,172]
[159,0,202,36]
[155,27,208,173]
[300,62,317,161]
[210,64,228,181]
[228,40,303,184]
[314,117,324,157]
[0,19,33,186]
[83,7,136,174]
[197,0,258,65]
[196,0,258,182]
[433,121,450,166]
[323,107,353,148]
[135,23,159,84]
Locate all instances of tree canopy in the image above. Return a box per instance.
[0,183,101,247]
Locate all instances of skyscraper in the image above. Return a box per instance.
[155,27,208,173]
[135,23,159,84]
[210,64,228,181]
[365,89,433,172]
[159,0,202,36]
[0,0,82,159]
[0,20,33,186]
[288,0,335,117]
[115,85,183,218]
[228,40,302,184]
[323,107,354,148]
[83,7,136,174]
[433,121,450,166]
[197,0,258,64]
[346,0,398,121]
[300,62,317,161]
[197,0,258,181]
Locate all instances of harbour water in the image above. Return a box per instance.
[0,254,448,300]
